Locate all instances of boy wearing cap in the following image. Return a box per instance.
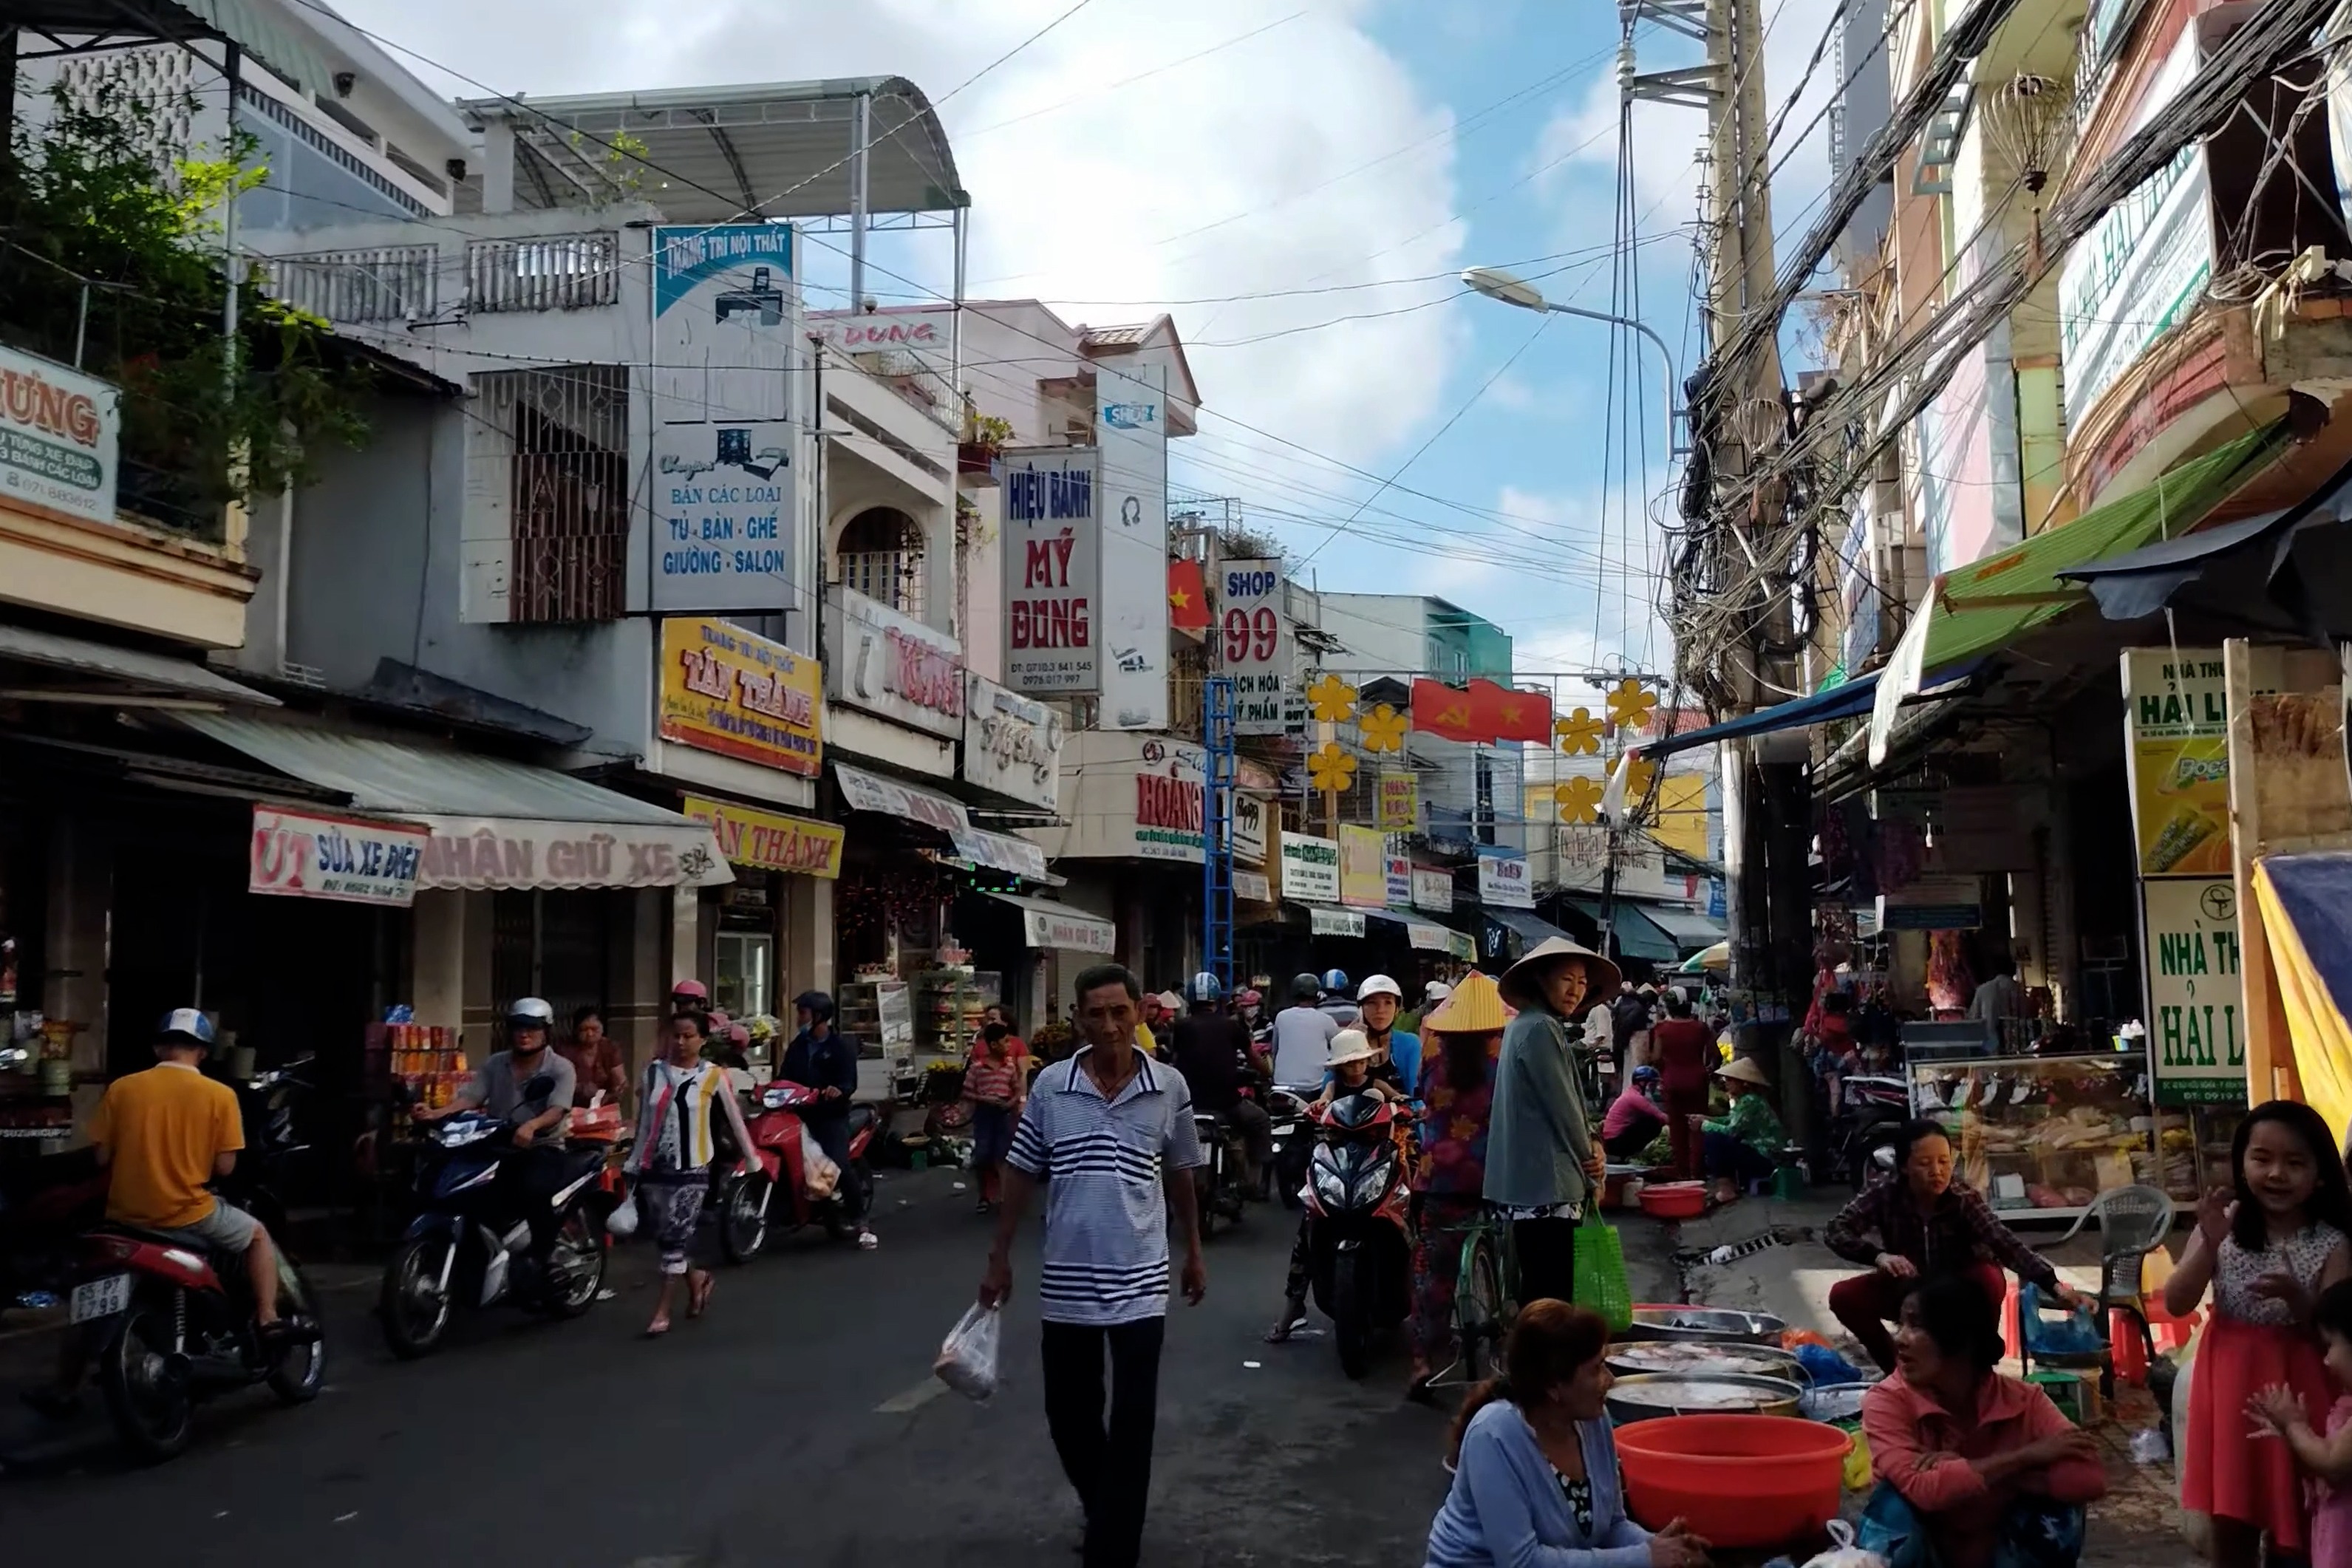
[1269,1029,1398,1340]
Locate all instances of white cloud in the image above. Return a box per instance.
[327,0,1467,468]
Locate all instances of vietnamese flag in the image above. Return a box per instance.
[1411,678,1482,742]
[1167,556,1211,632]
[1476,679,1552,743]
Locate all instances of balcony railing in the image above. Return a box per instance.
[261,245,438,324]
[466,234,621,313]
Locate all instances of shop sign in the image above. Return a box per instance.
[1281,831,1340,904]
[950,826,1049,882]
[1001,446,1102,695]
[415,817,732,891]
[1707,879,1726,919]
[2057,29,2212,420]
[1095,360,1170,730]
[961,673,1063,811]
[1018,901,1114,954]
[1310,905,1365,938]
[1234,867,1272,903]
[2121,647,2230,877]
[658,617,822,777]
[1339,825,1388,909]
[683,795,842,879]
[1377,771,1418,831]
[1385,853,1412,909]
[2141,876,2244,1103]
[1231,792,1268,866]
[1476,848,1533,910]
[1413,867,1453,913]
[1038,732,1203,863]
[1879,874,1983,930]
[649,224,801,614]
[825,585,966,738]
[0,344,119,525]
[1221,559,1294,735]
[834,761,972,833]
[1132,744,1205,862]
[1408,921,1473,960]
[248,806,424,906]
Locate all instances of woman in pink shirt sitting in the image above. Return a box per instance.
[1598,1065,1670,1160]
[1858,1273,2105,1568]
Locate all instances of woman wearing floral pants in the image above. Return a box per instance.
[633,1011,754,1336]
[1401,973,1509,1400]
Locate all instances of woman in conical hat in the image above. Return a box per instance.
[1405,972,1510,1399]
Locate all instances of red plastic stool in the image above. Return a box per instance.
[2001,1276,2022,1363]
[2110,1309,2150,1384]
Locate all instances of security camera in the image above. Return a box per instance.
[332,70,356,97]
[445,158,467,182]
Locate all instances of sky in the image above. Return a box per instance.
[324,0,1846,693]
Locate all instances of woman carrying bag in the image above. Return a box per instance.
[1487,936,1619,1310]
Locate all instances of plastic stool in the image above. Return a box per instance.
[2110,1309,2150,1384]
[2001,1276,2023,1363]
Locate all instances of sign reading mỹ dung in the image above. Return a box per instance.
[1281,831,1340,904]
[2121,647,2230,878]
[1001,446,1102,695]
[250,807,425,906]
[658,617,822,777]
[2141,876,2244,1103]
[0,344,118,525]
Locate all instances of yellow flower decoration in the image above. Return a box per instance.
[1555,776,1604,824]
[1306,672,1359,724]
[1307,742,1357,794]
[1618,754,1658,804]
[1605,678,1657,730]
[1555,706,1603,755]
[1360,703,1408,753]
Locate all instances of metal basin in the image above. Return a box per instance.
[1606,1340,1802,1383]
[1605,1372,1804,1424]
[1622,1306,1789,1346]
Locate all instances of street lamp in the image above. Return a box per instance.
[1461,266,1687,456]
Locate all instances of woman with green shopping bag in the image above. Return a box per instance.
[1487,936,1617,1312]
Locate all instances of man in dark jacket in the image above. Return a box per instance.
[781,989,871,1241]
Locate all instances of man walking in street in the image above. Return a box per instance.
[980,963,1207,1568]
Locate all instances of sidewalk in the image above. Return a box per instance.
[1622,1190,2196,1568]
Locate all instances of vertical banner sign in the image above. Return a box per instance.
[2141,877,2244,1102]
[1221,558,1291,734]
[1385,853,1413,910]
[1339,825,1387,909]
[1001,446,1101,694]
[1096,361,1169,729]
[650,225,800,613]
[1376,771,1419,831]
[2121,648,2230,877]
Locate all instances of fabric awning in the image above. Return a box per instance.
[834,763,1045,879]
[1406,920,1475,960]
[1295,903,1366,938]
[1648,663,1979,758]
[1568,898,1679,962]
[1486,907,1572,946]
[0,624,279,706]
[2254,853,2352,1144]
[179,712,731,892]
[1634,901,1726,951]
[986,892,1114,954]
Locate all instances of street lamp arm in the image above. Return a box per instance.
[1538,301,1685,458]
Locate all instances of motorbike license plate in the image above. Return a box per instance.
[70,1272,130,1323]
[1272,1124,1297,1138]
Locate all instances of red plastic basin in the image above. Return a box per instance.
[1612,1414,1851,1548]
[1637,1181,1708,1219]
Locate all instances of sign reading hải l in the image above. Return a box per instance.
[2141,876,2244,1103]
[2121,647,2229,878]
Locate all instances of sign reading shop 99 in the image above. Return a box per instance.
[650,225,800,615]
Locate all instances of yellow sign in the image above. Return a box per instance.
[1377,771,1419,831]
[1652,774,1712,860]
[683,796,844,879]
[2122,648,2230,877]
[1339,824,1388,908]
[658,618,822,777]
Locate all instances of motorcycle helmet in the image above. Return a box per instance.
[1237,987,1263,1009]
[1632,1064,1661,1086]
[157,1007,216,1051]
[794,989,836,1025]
[670,978,710,1006]
[1289,972,1320,1003]
[506,996,555,1038]
[1424,980,1454,1003]
[1356,973,1402,1003]
[1187,971,1223,1004]
[1320,968,1350,995]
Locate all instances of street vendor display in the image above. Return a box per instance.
[1907,1049,2157,1221]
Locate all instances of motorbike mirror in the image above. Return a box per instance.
[522,1073,557,1100]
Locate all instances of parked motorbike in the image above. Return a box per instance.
[66,1054,328,1462]
[1301,1091,1413,1379]
[1833,1073,1911,1190]
[1264,1085,1314,1208]
[716,1081,877,1263]
[376,1088,607,1358]
[0,1145,106,1325]
[1192,1098,1259,1239]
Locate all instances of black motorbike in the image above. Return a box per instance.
[1831,1073,1911,1190]
[1192,1098,1260,1239]
[1264,1085,1315,1208]
[1301,1091,1413,1379]
[377,1090,607,1358]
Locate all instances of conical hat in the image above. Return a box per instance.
[1499,935,1623,1012]
[1422,971,1507,1033]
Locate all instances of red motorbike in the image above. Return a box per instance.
[1301,1091,1413,1380]
[717,1081,877,1262]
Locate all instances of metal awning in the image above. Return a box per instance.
[460,77,965,222]
[986,893,1114,955]
[1632,901,1726,951]
[0,624,279,707]
[1486,907,1572,944]
[1568,899,1679,963]
[176,712,730,891]
[5,0,338,96]
[1647,663,1977,758]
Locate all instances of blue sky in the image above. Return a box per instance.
[337,0,1842,688]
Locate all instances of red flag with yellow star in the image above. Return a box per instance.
[1167,556,1210,632]
[1470,678,1551,743]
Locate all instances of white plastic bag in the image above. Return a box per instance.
[934,1302,1001,1401]
[604,1185,639,1238]
[1798,1520,1889,1568]
[799,1124,841,1200]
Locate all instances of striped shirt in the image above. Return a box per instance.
[1007,1046,1206,1326]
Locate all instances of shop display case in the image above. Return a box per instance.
[917,967,1001,1063]
[1908,1052,2156,1222]
[838,977,915,1102]
[2152,1102,2245,1204]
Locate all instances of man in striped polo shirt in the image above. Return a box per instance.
[979,962,1207,1568]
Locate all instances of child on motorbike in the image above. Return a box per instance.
[1269,1030,1400,1342]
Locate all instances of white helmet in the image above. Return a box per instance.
[1423,980,1454,1003]
[1357,973,1403,1003]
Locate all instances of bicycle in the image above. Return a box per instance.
[1428,1201,1519,1391]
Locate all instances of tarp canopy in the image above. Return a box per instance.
[1649,662,1979,758]
[1567,898,1678,963]
[985,892,1114,955]
[1635,901,1727,951]
[2253,853,2352,1145]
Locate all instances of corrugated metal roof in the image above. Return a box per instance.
[178,712,689,824]
[1080,323,1154,347]
[0,624,279,706]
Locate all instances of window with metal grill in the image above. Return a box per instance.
[835,507,926,620]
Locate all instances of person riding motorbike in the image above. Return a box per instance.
[1267,1029,1402,1342]
[1271,972,1340,1088]
[415,998,576,1260]
[1354,975,1421,1099]
[669,978,711,1016]
[1317,968,1360,1029]
[1235,986,1267,1034]
[1169,972,1272,1187]
[780,990,873,1247]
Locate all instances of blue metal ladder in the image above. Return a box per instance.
[1201,674,1237,989]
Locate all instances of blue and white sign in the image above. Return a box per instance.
[1096,360,1169,730]
[649,224,801,615]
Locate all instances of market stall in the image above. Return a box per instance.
[1909,1050,2156,1221]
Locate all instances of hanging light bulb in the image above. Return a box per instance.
[1980,73,2076,268]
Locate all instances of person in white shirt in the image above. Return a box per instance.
[1270,973,1340,1089]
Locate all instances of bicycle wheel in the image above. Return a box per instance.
[1453,1223,1510,1387]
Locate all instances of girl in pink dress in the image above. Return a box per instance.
[2167,1102,2352,1564]
[2248,1278,2352,1567]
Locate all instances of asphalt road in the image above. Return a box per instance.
[0,1169,1485,1567]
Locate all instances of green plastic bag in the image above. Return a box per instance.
[1573,1210,1632,1331]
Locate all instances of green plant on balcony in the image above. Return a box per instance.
[965,412,1014,453]
[0,81,370,539]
